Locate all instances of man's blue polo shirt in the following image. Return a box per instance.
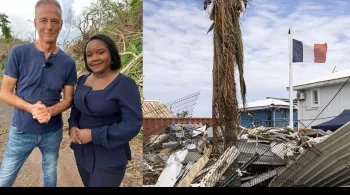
[3,43,77,133]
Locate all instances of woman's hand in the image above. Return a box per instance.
[69,127,81,144]
[77,128,93,144]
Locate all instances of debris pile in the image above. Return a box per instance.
[143,123,213,187]
[269,122,350,187]
[143,123,332,187]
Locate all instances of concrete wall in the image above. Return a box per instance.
[297,83,350,128]
[143,117,213,141]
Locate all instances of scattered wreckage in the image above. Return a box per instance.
[143,121,349,187]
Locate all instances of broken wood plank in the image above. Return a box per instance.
[196,132,209,154]
[176,162,195,183]
[147,134,169,146]
[159,147,173,155]
[192,161,218,183]
[177,145,212,187]
[192,160,218,183]
[196,160,216,177]
[199,146,240,187]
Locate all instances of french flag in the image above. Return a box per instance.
[293,39,327,63]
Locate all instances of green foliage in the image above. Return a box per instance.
[0,61,4,71]
[120,38,142,69]
[130,0,141,7]
[176,111,190,118]
[136,131,142,141]
[0,13,12,40]
[66,0,143,98]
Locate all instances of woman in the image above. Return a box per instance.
[68,34,142,187]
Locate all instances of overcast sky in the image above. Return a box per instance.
[144,0,350,117]
[3,0,350,117]
[0,0,95,43]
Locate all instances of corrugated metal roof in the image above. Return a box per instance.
[269,121,350,187]
[239,99,290,109]
[294,69,350,88]
[142,100,176,118]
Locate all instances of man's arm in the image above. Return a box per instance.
[0,75,34,113]
[48,85,74,116]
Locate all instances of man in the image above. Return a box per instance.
[0,0,77,187]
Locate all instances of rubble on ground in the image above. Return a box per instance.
[143,123,335,187]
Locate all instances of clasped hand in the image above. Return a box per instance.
[69,127,92,144]
[31,101,51,124]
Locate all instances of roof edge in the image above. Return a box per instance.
[287,77,349,91]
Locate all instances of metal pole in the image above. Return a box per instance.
[289,27,294,129]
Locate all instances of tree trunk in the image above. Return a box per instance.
[211,0,246,186]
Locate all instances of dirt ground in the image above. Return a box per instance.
[0,101,142,187]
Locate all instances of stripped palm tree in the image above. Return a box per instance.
[205,0,248,186]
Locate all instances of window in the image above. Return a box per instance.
[280,110,286,119]
[267,110,272,121]
[311,89,320,107]
[267,110,272,126]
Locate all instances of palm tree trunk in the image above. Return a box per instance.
[211,0,246,187]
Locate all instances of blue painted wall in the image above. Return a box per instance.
[240,108,298,128]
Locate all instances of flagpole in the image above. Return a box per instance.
[289,27,294,129]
